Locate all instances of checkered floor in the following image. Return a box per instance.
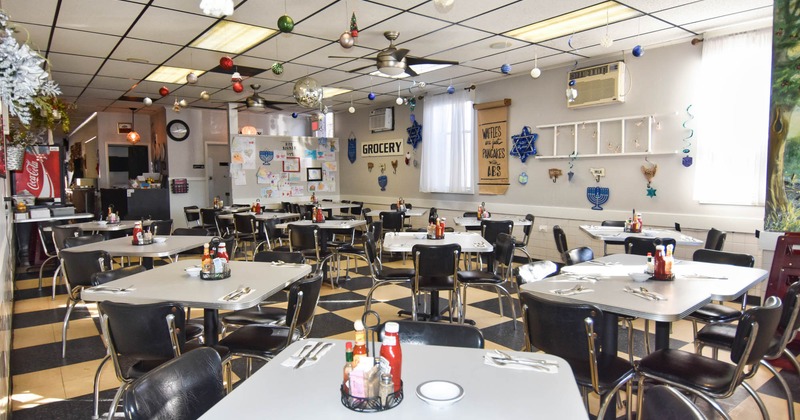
[9,253,800,419]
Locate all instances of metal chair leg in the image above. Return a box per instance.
[762,360,794,420]
[62,298,78,358]
[92,355,111,420]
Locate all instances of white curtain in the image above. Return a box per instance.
[420,90,474,193]
[694,28,771,205]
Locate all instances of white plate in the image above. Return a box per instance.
[628,272,651,282]
[185,266,201,277]
[152,237,167,243]
[416,380,464,407]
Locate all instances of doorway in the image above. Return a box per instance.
[206,143,231,205]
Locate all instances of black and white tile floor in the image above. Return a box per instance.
[9,255,800,419]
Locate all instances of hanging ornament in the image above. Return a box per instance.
[292,112,298,118]
[408,97,416,112]
[271,62,284,75]
[186,72,198,84]
[646,186,657,197]
[179,99,188,107]
[681,104,695,167]
[500,63,512,74]
[405,151,411,165]
[232,81,244,93]
[231,71,242,82]
[219,56,234,71]
[642,158,658,198]
[293,76,323,108]
[143,97,153,106]
[568,150,577,181]
[396,96,404,105]
[632,45,644,57]
[433,0,455,13]
[200,91,210,101]
[600,34,614,48]
[368,92,376,100]
[339,32,354,48]
[350,12,359,38]
[159,86,170,97]
[530,68,541,78]
[510,126,538,163]
[277,15,294,33]
[406,117,423,149]
[518,172,529,185]
[172,99,181,112]
[348,105,355,114]
[447,85,455,94]
[348,135,357,163]
[566,87,578,102]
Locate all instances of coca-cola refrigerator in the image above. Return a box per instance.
[12,146,65,202]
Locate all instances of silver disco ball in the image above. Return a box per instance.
[293,76,323,108]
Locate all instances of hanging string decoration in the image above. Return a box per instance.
[681,104,694,167]
[642,158,658,198]
[350,13,359,38]
[406,114,423,149]
[568,150,577,181]
[510,126,537,163]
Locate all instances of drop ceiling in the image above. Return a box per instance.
[1,0,773,126]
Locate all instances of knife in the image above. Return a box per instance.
[294,342,324,369]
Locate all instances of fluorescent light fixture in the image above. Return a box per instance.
[68,112,97,138]
[146,66,206,84]
[505,1,640,44]
[191,21,276,54]
[321,87,352,99]
[84,136,97,144]
[370,63,451,79]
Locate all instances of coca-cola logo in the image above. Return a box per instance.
[25,160,40,192]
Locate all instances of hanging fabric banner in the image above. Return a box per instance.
[474,99,511,195]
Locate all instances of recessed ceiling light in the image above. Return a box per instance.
[505,1,640,44]
[322,87,352,98]
[490,41,512,49]
[191,21,276,54]
[146,66,207,84]
[126,57,150,64]
[369,63,451,79]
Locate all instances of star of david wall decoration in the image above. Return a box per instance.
[406,120,423,149]
[510,126,537,163]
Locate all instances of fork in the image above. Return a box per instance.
[91,285,134,293]
[494,349,559,366]
[489,357,549,370]
[555,285,584,295]
[295,342,333,368]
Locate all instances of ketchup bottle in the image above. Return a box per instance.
[380,322,402,392]
[131,221,143,245]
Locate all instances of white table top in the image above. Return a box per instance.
[275,219,366,230]
[299,202,359,210]
[200,339,587,420]
[62,235,214,258]
[367,209,427,217]
[453,216,532,228]
[520,254,768,322]
[81,259,311,311]
[217,212,300,221]
[71,219,154,232]
[13,213,94,224]
[382,232,493,254]
[579,225,704,246]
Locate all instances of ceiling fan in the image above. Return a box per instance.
[330,31,458,77]
[232,84,295,112]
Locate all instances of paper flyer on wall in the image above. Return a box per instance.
[232,136,256,170]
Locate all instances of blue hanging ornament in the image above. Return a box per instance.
[368,92,376,100]
[291,112,298,118]
[568,79,576,86]
[378,175,388,191]
[632,45,644,57]
[500,63,511,74]
[646,185,657,197]
[447,85,455,94]
[510,126,538,163]
[410,113,416,123]
[518,172,529,185]
[406,119,423,149]
[682,156,693,167]
[347,136,357,164]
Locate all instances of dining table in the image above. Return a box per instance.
[81,259,312,345]
[216,211,300,221]
[366,208,428,218]
[199,338,587,419]
[579,224,704,255]
[453,216,532,228]
[520,253,768,352]
[71,219,153,234]
[274,219,366,230]
[62,234,214,269]
[298,202,360,211]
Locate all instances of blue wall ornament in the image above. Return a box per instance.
[510,126,538,163]
[259,150,274,165]
[682,156,693,167]
[518,172,528,185]
[406,118,423,149]
[347,136,357,164]
[378,175,388,191]
[646,186,657,197]
[587,186,610,210]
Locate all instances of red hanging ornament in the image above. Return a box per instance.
[232,81,244,93]
[219,56,234,71]
[159,86,170,97]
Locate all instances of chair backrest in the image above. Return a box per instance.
[692,249,754,267]
[729,296,781,367]
[253,250,305,264]
[463,212,480,231]
[411,243,460,292]
[481,220,514,245]
[493,233,516,275]
[38,222,57,256]
[199,208,219,229]
[521,213,534,238]
[171,228,209,236]
[183,206,200,223]
[99,301,186,364]
[288,224,320,253]
[350,201,363,215]
[768,281,800,359]
[381,320,484,349]
[284,273,323,342]
[63,234,105,249]
[52,225,81,252]
[233,213,256,235]
[149,219,173,237]
[601,220,625,227]
[61,249,110,288]
[91,265,146,286]
[704,228,727,251]
[624,237,676,256]
[516,260,558,286]
[640,385,708,420]
[215,214,234,236]
[380,211,404,232]
[552,225,568,255]
[565,246,594,265]
[122,347,224,420]
[362,208,373,224]
[369,221,383,240]
[363,231,379,267]
[520,291,607,362]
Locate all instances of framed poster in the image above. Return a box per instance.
[117,122,132,134]
[306,167,322,181]
[282,157,300,172]
[12,146,64,201]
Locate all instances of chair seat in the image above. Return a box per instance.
[335,244,364,254]
[185,320,204,341]
[637,349,738,395]
[222,306,285,326]
[512,238,526,247]
[218,325,292,357]
[457,270,504,284]
[695,322,738,349]
[688,304,741,323]
[379,267,415,280]
[567,356,635,395]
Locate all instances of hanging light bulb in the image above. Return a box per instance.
[126,108,140,144]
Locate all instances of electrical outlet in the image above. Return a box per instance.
[538,225,548,232]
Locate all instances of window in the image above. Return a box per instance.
[420,90,475,193]
[694,28,771,205]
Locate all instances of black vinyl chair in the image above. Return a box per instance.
[640,385,708,420]
[149,219,173,237]
[60,248,110,358]
[624,237,677,256]
[520,291,634,419]
[183,206,201,228]
[215,213,235,237]
[512,214,535,263]
[218,273,323,376]
[36,222,58,290]
[457,233,517,326]
[462,211,482,231]
[564,246,594,265]
[479,219,513,270]
[288,224,335,287]
[601,220,625,255]
[704,228,727,251]
[122,347,225,420]
[636,296,783,420]
[233,213,267,260]
[379,320,484,349]
[363,232,415,312]
[49,225,82,299]
[696,281,800,420]
[409,243,461,322]
[380,211,404,234]
[362,207,373,225]
[262,218,289,250]
[199,208,220,235]
[553,225,569,263]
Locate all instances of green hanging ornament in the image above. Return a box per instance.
[350,12,358,38]
[271,62,284,75]
[277,15,294,33]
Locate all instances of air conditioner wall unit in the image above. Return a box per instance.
[369,107,394,133]
[567,61,626,109]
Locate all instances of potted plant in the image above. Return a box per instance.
[7,123,43,171]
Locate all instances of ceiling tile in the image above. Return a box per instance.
[47,52,106,75]
[111,38,182,65]
[653,0,773,27]
[127,8,217,45]
[244,35,331,64]
[461,0,615,34]
[290,1,401,40]
[409,0,519,24]
[50,27,120,58]
[88,75,140,91]
[3,0,59,26]
[97,59,158,80]
[406,25,490,57]
[56,0,146,36]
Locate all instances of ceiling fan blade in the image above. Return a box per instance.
[405,56,459,66]
[329,55,373,60]
[404,67,419,77]
[348,64,376,73]
[264,103,283,111]
[393,49,410,61]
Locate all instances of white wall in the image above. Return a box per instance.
[96,111,152,189]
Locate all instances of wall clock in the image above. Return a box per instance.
[167,119,190,141]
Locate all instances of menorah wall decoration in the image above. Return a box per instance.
[587,186,610,210]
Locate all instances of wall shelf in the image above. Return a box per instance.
[535,114,664,159]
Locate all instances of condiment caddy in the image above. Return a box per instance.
[426,217,446,240]
[200,237,231,280]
